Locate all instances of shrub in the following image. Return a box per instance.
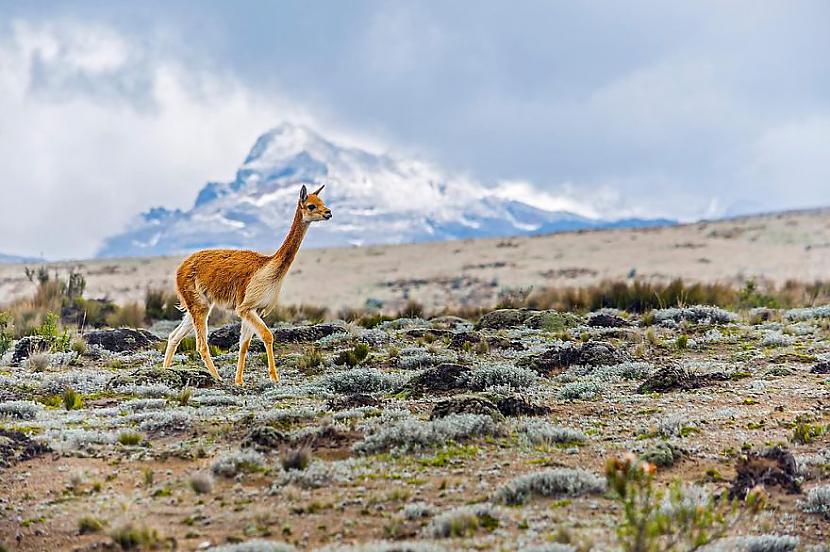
[354,414,503,454]
[69,337,87,355]
[494,468,605,505]
[117,431,143,446]
[62,388,83,410]
[461,364,539,391]
[557,381,602,400]
[27,352,50,372]
[423,504,499,538]
[34,312,70,352]
[335,343,370,367]
[518,419,587,446]
[281,446,312,471]
[297,347,325,374]
[0,312,13,355]
[318,368,405,394]
[0,400,42,420]
[144,288,181,321]
[106,302,146,328]
[77,515,105,534]
[211,449,266,477]
[189,471,214,494]
[801,485,830,518]
[110,524,160,550]
[398,300,424,319]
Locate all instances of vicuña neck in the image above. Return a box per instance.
[270,205,309,277]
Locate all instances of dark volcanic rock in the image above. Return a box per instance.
[208,321,349,350]
[11,336,50,364]
[85,328,161,352]
[449,331,484,350]
[811,361,830,374]
[0,429,50,469]
[327,394,380,410]
[400,363,470,397]
[587,313,630,328]
[430,396,504,422]
[637,365,728,393]
[729,447,801,499]
[495,396,552,417]
[107,366,216,390]
[242,426,287,451]
[521,341,629,376]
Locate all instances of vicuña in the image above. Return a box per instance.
[163,184,332,385]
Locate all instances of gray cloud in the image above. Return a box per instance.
[0,1,828,258]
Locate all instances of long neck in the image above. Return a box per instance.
[270,205,309,276]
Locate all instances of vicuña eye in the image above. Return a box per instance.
[307,204,316,211]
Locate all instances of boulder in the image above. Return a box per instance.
[107,366,216,390]
[208,321,349,350]
[0,429,50,469]
[242,426,287,451]
[521,341,629,376]
[474,309,532,330]
[11,336,50,364]
[587,313,631,328]
[327,394,380,411]
[85,328,161,353]
[728,446,801,499]
[399,363,470,397]
[637,365,728,394]
[430,396,505,422]
[495,396,551,417]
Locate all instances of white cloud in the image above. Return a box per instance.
[0,20,311,259]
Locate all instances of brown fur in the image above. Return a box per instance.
[163,185,331,385]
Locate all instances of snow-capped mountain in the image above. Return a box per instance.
[98,123,672,257]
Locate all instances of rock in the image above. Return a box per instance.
[728,447,801,499]
[521,341,629,376]
[0,429,50,469]
[449,331,484,350]
[524,311,582,331]
[430,396,505,422]
[637,365,728,394]
[242,426,287,451]
[399,363,470,397]
[327,394,380,410]
[11,336,50,364]
[811,361,830,374]
[429,316,473,331]
[495,396,551,417]
[400,328,453,340]
[588,313,630,328]
[475,309,533,330]
[208,321,349,350]
[107,366,216,390]
[84,328,161,353]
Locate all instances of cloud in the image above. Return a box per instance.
[0,19,310,259]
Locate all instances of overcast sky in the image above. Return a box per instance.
[1,1,829,259]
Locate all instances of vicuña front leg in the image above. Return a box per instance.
[235,321,255,386]
[239,309,279,383]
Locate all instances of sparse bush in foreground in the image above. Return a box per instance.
[557,380,602,400]
[423,503,500,538]
[495,468,605,505]
[335,343,370,367]
[27,352,50,371]
[211,449,266,478]
[77,515,106,534]
[281,446,312,471]
[606,453,763,552]
[110,523,160,550]
[62,387,83,410]
[318,367,405,394]
[117,431,143,446]
[518,419,587,446]
[354,414,503,454]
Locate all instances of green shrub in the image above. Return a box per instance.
[62,388,83,411]
[78,515,105,534]
[34,312,70,352]
[110,524,160,549]
[0,312,13,355]
[144,289,181,321]
[297,347,324,374]
[335,343,370,367]
[106,302,145,328]
[117,431,143,446]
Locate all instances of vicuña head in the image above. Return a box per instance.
[163,184,331,385]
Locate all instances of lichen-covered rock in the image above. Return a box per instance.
[521,341,629,376]
[524,311,582,331]
[84,328,161,352]
[475,309,533,330]
[399,363,470,397]
[587,313,630,328]
[495,396,552,417]
[208,321,349,350]
[0,429,50,469]
[430,396,505,422]
[107,366,216,390]
[449,331,484,350]
[242,426,287,451]
[637,365,728,393]
[11,336,50,364]
[811,361,830,374]
[729,446,801,499]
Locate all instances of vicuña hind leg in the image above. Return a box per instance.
[193,308,221,381]
[235,321,255,386]
[163,313,193,368]
[238,309,278,383]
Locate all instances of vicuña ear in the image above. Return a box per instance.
[312,185,325,195]
[299,185,308,202]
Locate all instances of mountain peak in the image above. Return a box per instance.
[97,125,673,258]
